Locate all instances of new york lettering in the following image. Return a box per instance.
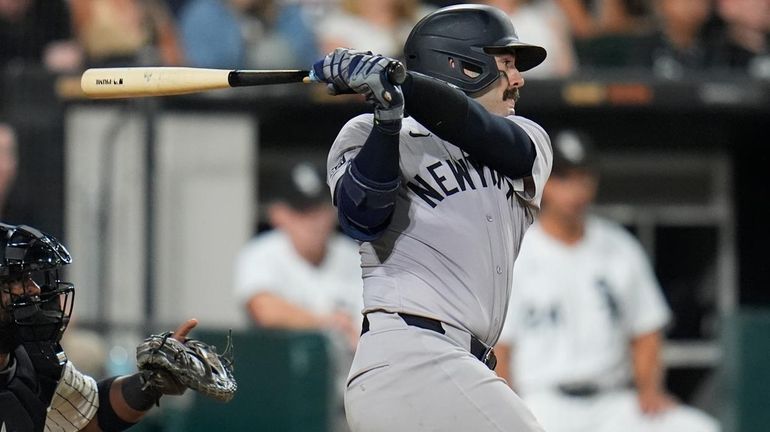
[406,157,515,208]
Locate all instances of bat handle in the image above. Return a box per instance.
[384,61,407,85]
[306,60,407,87]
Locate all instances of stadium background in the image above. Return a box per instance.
[1,0,768,431]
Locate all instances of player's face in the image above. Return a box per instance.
[473,53,524,117]
[270,202,337,256]
[0,274,42,321]
[542,169,598,223]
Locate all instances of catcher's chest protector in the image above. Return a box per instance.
[0,347,51,432]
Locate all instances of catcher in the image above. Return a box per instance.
[0,223,236,432]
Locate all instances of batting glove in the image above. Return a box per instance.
[311,47,372,95]
[347,54,404,134]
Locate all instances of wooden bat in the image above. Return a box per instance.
[80,63,406,99]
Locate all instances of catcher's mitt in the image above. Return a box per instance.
[136,331,237,402]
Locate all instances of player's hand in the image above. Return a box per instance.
[171,318,198,342]
[637,389,677,415]
[312,47,373,95]
[322,311,360,350]
[346,54,404,133]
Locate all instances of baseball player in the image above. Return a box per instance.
[0,223,199,432]
[234,160,363,346]
[495,131,720,432]
[311,4,552,431]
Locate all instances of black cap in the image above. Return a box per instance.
[551,129,597,175]
[259,160,329,211]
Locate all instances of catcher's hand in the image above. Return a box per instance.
[136,319,237,403]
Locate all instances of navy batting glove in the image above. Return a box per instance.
[311,48,372,95]
[347,55,404,134]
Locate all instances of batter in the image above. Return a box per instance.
[312,4,552,431]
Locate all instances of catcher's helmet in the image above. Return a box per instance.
[404,4,547,94]
[0,223,74,347]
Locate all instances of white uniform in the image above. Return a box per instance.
[0,348,98,432]
[45,361,99,431]
[234,230,363,319]
[233,229,363,432]
[500,216,719,432]
[327,113,552,432]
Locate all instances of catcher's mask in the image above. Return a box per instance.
[404,4,547,94]
[0,223,74,351]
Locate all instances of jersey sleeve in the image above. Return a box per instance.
[619,230,672,336]
[46,361,99,431]
[508,116,552,209]
[327,114,375,202]
[233,236,283,302]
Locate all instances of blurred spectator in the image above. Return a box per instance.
[246,0,321,69]
[0,0,83,72]
[558,0,652,38]
[234,159,362,344]
[628,0,715,78]
[481,0,578,77]
[554,0,656,69]
[316,0,434,59]
[178,0,319,69]
[0,122,18,219]
[495,130,720,432]
[712,0,770,77]
[70,0,183,67]
[233,159,363,431]
[0,122,36,226]
[178,0,249,68]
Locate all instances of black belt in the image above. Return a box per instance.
[557,381,634,398]
[557,383,600,397]
[361,313,497,371]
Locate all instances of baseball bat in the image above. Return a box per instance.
[80,62,406,99]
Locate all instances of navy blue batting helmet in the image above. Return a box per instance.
[403,4,547,94]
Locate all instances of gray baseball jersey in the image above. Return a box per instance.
[328,113,552,346]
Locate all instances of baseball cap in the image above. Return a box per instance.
[259,159,330,211]
[551,129,597,176]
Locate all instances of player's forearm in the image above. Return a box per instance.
[0,352,9,370]
[89,374,160,431]
[334,126,401,241]
[247,293,328,329]
[631,331,665,394]
[402,72,536,179]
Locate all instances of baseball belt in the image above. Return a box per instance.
[361,313,497,370]
[557,380,635,398]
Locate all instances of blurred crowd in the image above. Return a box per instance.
[1,0,769,80]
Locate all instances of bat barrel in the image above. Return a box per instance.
[81,67,234,99]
